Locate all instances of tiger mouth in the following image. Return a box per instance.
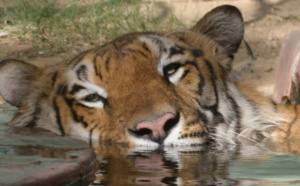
[128,112,180,144]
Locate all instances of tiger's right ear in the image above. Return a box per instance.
[191,5,244,57]
[0,59,38,106]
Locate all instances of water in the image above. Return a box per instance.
[91,143,300,186]
[1,103,300,185]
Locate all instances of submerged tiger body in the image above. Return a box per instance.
[0,5,300,150]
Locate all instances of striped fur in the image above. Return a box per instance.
[0,5,299,151]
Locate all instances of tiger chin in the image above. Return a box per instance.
[0,5,299,151]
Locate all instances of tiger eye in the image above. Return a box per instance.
[166,67,176,75]
[84,93,103,102]
[163,63,182,76]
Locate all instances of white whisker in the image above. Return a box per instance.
[210,136,225,148]
[239,122,278,139]
[227,130,270,151]
[228,130,259,145]
[211,133,236,146]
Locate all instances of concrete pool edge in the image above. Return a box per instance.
[0,121,99,186]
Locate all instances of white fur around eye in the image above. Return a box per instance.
[169,67,184,84]
[81,99,104,109]
[74,83,107,109]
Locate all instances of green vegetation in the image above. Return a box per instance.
[1,0,184,56]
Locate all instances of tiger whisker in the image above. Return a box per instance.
[210,136,225,148]
[239,122,278,139]
[210,133,237,146]
[227,130,271,151]
[227,130,260,145]
[214,129,238,145]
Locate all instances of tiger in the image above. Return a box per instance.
[0,5,300,151]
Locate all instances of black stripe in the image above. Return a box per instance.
[57,84,68,95]
[213,111,225,124]
[150,36,167,53]
[185,61,204,95]
[118,38,135,49]
[53,98,65,136]
[93,56,102,79]
[195,59,229,133]
[95,44,107,57]
[198,105,223,134]
[180,69,190,80]
[64,97,88,128]
[124,48,136,53]
[204,59,219,108]
[105,56,110,71]
[70,84,85,95]
[169,45,185,57]
[142,42,151,53]
[76,65,87,81]
[137,49,148,58]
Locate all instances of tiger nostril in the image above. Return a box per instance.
[128,112,180,144]
[129,128,152,137]
[163,113,180,132]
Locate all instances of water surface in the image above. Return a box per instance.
[1,103,300,185]
[91,143,300,186]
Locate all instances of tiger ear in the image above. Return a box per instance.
[0,59,38,106]
[191,5,244,56]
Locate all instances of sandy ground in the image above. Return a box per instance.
[0,0,300,102]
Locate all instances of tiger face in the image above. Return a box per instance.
[0,5,261,148]
[55,34,231,147]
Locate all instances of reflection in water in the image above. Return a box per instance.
[91,142,300,186]
[93,148,183,185]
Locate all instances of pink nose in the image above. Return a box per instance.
[129,113,179,144]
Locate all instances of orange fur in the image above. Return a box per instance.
[1,5,299,151]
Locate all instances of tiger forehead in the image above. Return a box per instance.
[112,34,188,57]
[92,34,200,59]
[70,34,203,77]
[101,34,192,58]
[140,35,186,57]
[78,35,190,68]
[139,35,199,75]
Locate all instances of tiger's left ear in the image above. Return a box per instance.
[191,5,244,57]
[0,59,38,107]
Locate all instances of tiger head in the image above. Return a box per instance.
[0,5,245,148]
